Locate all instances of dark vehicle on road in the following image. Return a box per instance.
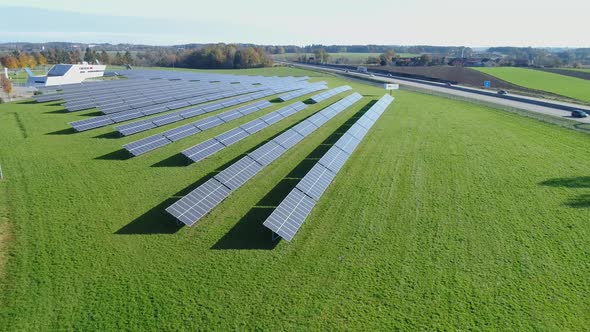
[571,110,589,118]
[497,90,508,95]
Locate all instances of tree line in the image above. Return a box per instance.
[1,44,272,70]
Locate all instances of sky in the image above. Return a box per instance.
[1,0,589,47]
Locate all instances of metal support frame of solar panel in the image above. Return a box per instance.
[181,101,308,163]
[263,94,394,241]
[116,88,279,136]
[69,86,267,132]
[166,92,363,227]
[123,100,273,156]
[309,85,352,103]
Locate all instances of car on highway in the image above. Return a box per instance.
[571,110,589,118]
[497,90,508,95]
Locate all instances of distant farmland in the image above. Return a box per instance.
[474,67,590,103]
[1,67,589,330]
[271,52,420,64]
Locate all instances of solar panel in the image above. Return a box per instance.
[218,109,243,122]
[334,133,361,154]
[194,116,225,130]
[355,116,375,130]
[248,140,287,166]
[70,117,114,132]
[182,138,225,163]
[117,120,157,136]
[111,111,144,123]
[141,105,170,116]
[295,163,336,201]
[307,112,330,128]
[124,134,171,156]
[260,111,284,125]
[151,113,184,127]
[262,188,316,242]
[179,107,205,119]
[165,178,232,226]
[216,127,250,147]
[240,119,268,134]
[261,93,395,242]
[292,120,318,137]
[309,86,352,103]
[164,124,201,142]
[214,156,264,190]
[273,129,305,149]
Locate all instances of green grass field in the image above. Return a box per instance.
[1,67,590,330]
[474,67,590,102]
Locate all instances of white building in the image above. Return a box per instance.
[26,63,106,87]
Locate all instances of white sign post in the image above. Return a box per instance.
[384,83,399,95]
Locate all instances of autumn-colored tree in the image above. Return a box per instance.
[36,52,47,66]
[1,74,13,99]
[379,50,396,65]
[0,56,19,69]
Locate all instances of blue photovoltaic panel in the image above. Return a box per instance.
[124,134,171,156]
[70,117,114,132]
[117,120,157,136]
[240,119,268,134]
[295,163,336,201]
[292,120,318,137]
[214,156,263,190]
[182,138,225,163]
[216,127,250,147]
[355,116,374,130]
[334,133,361,154]
[248,140,286,166]
[347,123,369,140]
[194,116,225,130]
[307,112,330,128]
[179,107,205,119]
[111,111,144,123]
[151,113,184,126]
[218,109,243,122]
[262,188,316,242]
[141,105,170,116]
[164,124,201,142]
[260,111,284,125]
[273,129,305,149]
[318,147,350,173]
[165,178,232,226]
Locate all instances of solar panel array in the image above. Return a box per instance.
[123,100,273,156]
[263,94,395,241]
[277,84,328,101]
[166,92,363,226]
[69,87,265,132]
[181,101,308,163]
[309,85,352,103]
[115,88,283,136]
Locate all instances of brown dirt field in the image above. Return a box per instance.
[535,68,590,81]
[372,65,528,90]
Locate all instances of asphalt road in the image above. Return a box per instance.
[291,62,590,124]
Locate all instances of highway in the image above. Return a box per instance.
[290,62,590,124]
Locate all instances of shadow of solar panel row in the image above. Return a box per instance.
[309,85,352,103]
[123,100,273,156]
[166,92,363,227]
[277,82,328,101]
[115,86,288,136]
[263,94,395,241]
[69,87,266,132]
[182,101,308,163]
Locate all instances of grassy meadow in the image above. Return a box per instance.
[0,67,589,330]
[474,67,590,102]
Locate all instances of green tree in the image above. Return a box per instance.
[123,51,133,65]
[379,50,396,66]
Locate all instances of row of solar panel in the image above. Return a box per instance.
[66,82,252,113]
[181,101,308,163]
[278,84,328,102]
[165,92,364,227]
[123,100,273,156]
[263,94,395,241]
[114,86,297,136]
[310,85,352,103]
[69,87,267,132]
